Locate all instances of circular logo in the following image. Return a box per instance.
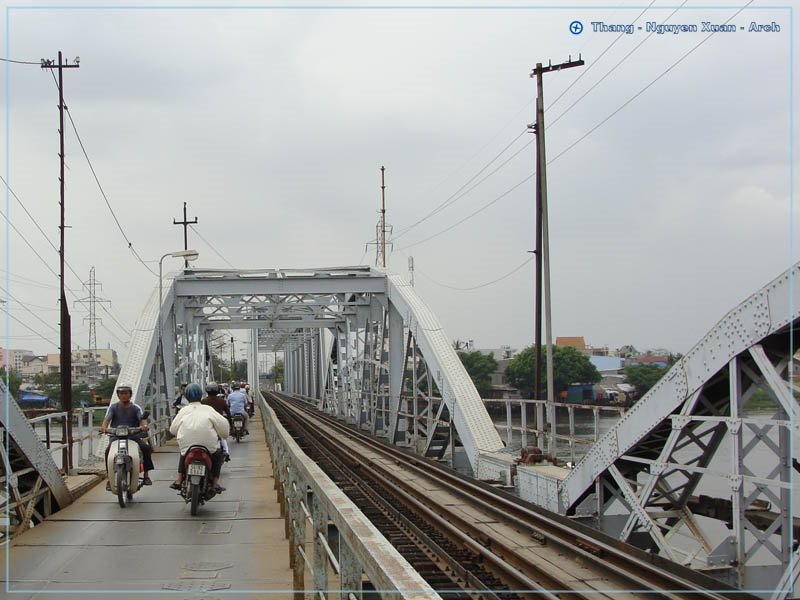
[569,20,584,35]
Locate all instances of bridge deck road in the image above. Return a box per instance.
[3,410,295,598]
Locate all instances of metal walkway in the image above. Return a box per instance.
[3,413,294,598]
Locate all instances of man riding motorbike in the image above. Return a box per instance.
[101,384,154,488]
[201,381,231,461]
[169,382,229,493]
[227,383,250,436]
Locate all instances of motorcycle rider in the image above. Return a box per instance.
[201,381,231,461]
[227,383,249,436]
[101,384,154,487]
[172,383,188,414]
[169,382,229,493]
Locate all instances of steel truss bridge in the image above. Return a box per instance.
[2,263,797,598]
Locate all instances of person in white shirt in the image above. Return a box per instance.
[169,382,230,492]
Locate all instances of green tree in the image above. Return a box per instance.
[624,364,667,397]
[1,367,22,395]
[272,360,284,386]
[457,350,497,398]
[95,377,118,402]
[505,345,601,398]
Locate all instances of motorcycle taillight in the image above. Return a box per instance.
[184,447,212,470]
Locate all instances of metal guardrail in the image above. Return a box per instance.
[258,391,441,600]
[28,401,172,472]
[483,398,628,464]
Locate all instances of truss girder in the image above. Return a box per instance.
[127,267,502,474]
[385,273,504,466]
[559,262,799,596]
[0,379,72,534]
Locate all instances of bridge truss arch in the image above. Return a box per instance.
[557,263,799,597]
[117,266,504,473]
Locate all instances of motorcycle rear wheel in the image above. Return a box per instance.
[116,468,127,508]
[190,482,200,516]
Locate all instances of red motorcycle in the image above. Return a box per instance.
[180,445,218,515]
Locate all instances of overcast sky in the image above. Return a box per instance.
[2,0,795,366]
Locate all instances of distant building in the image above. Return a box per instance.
[0,348,34,372]
[556,337,586,353]
[626,355,669,368]
[44,348,121,385]
[20,355,52,380]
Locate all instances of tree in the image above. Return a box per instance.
[95,377,118,402]
[624,364,667,397]
[457,350,497,398]
[1,367,22,395]
[505,345,601,398]
[272,360,284,386]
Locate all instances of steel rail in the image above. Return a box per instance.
[271,392,752,600]
[272,394,617,599]
[274,398,516,599]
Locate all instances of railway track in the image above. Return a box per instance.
[265,392,751,600]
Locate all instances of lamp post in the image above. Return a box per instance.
[158,249,199,406]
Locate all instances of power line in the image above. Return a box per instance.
[548,0,754,166]
[393,130,531,241]
[0,175,132,335]
[546,0,658,114]
[415,254,534,291]
[395,173,534,252]
[47,70,157,277]
[0,306,59,346]
[0,57,41,65]
[189,224,235,268]
[1,204,128,346]
[0,285,59,335]
[547,0,689,130]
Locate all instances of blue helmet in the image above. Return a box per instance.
[185,382,203,402]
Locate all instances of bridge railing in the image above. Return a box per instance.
[257,391,441,600]
[28,401,173,472]
[483,399,628,465]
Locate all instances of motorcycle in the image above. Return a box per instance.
[232,413,245,442]
[102,411,150,508]
[180,445,218,515]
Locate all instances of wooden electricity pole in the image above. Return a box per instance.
[530,56,583,453]
[173,202,198,268]
[41,51,79,471]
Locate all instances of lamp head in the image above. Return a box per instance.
[171,249,199,262]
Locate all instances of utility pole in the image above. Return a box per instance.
[376,166,388,268]
[41,51,79,471]
[231,336,236,382]
[74,267,110,385]
[173,202,198,268]
[529,56,583,454]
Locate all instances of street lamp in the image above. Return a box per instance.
[158,250,199,404]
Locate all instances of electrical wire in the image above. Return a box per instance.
[415,254,534,291]
[547,0,689,130]
[546,0,658,113]
[47,70,157,277]
[1,203,128,346]
[0,306,59,346]
[0,175,132,335]
[395,0,754,252]
[0,286,59,335]
[395,173,534,252]
[0,269,61,290]
[188,224,235,268]
[548,0,755,166]
[393,130,531,241]
[0,57,41,65]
